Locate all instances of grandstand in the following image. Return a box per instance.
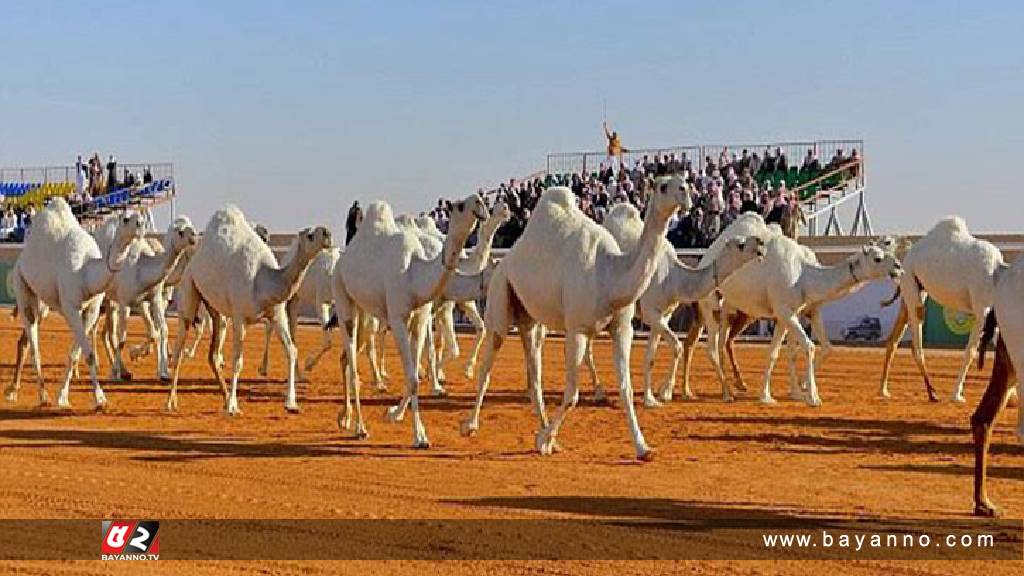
[543,139,870,237]
[0,162,177,237]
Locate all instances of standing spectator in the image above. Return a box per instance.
[143,166,153,184]
[775,146,788,173]
[75,155,87,196]
[345,200,362,245]
[750,151,761,176]
[603,121,625,167]
[106,155,118,191]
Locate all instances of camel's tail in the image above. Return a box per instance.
[880,284,901,307]
[978,310,998,369]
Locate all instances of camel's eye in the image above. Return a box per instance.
[659,184,667,194]
[306,232,313,241]
[737,241,745,250]
[122,216,130,224]
[874,256,883,263]
[456,201,465,212]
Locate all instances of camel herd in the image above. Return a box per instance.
[4,178,1022,516]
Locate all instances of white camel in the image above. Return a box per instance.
[332,194,487,445]
[685,215,903,406]
[165,206,332,415]
[94,215,197,381]
[7,199,144,408]
[431,202,511,379]
[600,203,766,408]
[461,176,693,460]
[970,258,1021,517]
[879,216,1004,403]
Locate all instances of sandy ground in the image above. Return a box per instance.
[0,315,1020,573]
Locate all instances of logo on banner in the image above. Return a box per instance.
[943,309,975,336]
[101,520,160,560]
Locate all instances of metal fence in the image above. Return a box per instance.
[547,140,863,179]
[0,162,175,184]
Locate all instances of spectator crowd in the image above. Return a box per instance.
[420,145,860,250]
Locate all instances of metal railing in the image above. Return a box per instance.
[0,162,175,185]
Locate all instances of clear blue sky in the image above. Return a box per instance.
[1,1,1021,235]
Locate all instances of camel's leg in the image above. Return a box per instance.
[880,303,909,398]
[723,312,754,395]
[518,317,548,431]
[585,337,605,403]
[389,309,430,449]
[702,300,731,401]
[461,272,512,437]
[461,301,485,379]
[151,293,171,380]
[270,306,301,413]
[777,308,821,407]
[365,319,387,391]
[100,305,118,379]
[9,332,29,403]
[904,285,939,402]
[611,311,653,460]
[971,337,1013,517]
[438,300,459,365]
[536,331,586,456]
[304,303,333,373]
[643,316,673,408]
[26,319,46,406]
[258,320,272,378]
[951,305,988,404]
[185,308,207,359]
[671,313,704,402]
[113,303,134,381]
[128,301,157,364]
[225,318,246,416]
[206,311,229,401]
[337,305,367,438]
[58,297,105,409]
[759,323,789,405]
[166,278,200,412]
[785,331,804,400]
[420,308,445,396]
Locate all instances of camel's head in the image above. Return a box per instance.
[849,244,903,284]
[650,175,693,221]
[113,212,146,250]
[296,226,333,262]
[717,235,766,277]
[872,235,912,260]
[489,200,512,226]
[443,193,488,269]
[166,218,198,255]
[253,224,271,244]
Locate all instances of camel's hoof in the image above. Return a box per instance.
[121,370,133,382]
[805,396,822,408]
[338,412,351,430]
[303,358,317,372]
[734,381,749,393]
[354,429,369,440]
[951,394,966,404]
[643,395,663,409]
[225,405,243,417]
[535,430,555,455]
[722,393,736,403]
[384,406,404,423]
[973,502,1001,518]
[789,391,805,402]
[412,439,431,450]
[159,374,171,383]
[374,383,388,393]
[879,389,892,399]
[258,367,268,378]
[637,448,656,462]
[463,366,475,379]
[4,388,18,403]
[431,387,448,398]
[459,419,478,437]
[93,401,109,413]
[759,396,778,405]
[285,405,301,415]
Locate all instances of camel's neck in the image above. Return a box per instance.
[607,208,672,308]
[800,260,863,305]
[443,269,487,302]
[668,259,719,303]
[135,245,187,296]
[459,216,502,274]
[254,252,314,314]
[82,245,128,297]
[409,230,466,306]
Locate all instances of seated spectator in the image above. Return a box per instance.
[1,208,17,240]
[775,146,788,173]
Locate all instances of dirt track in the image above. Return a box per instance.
[0,315,1020,574]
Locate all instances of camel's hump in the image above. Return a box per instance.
[602,203,643,249]
[928,216,969,237]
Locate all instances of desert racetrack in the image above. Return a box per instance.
[0,314,1021,574]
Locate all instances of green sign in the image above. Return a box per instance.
[923,297,974,347]
[0,262,13,305]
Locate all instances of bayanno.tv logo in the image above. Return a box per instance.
[101,520,160,560]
